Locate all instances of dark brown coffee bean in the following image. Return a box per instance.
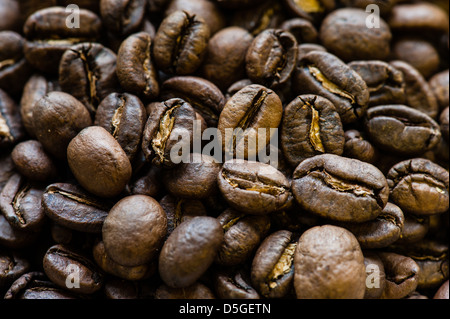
[0,89,25,149]
[377,252,420,299]
[153,10,210,75]
[214,269,260,299]
[0,214,39,249]
[440,106,449,142]
[218,159,290,215]
[251,230,296,299]
[155,282,216,299]
[0,173,46,232]
[218,84,282,159]
[343,129,378,164]
[297,43,327,61]
[100,0,146,37]
[0,152,15,193]
[158,216,223,288]
[292,154,389,223]
[388,60,438,119]
[23,6,102,74]
[11,140,57,182]
[43,244,104,294]
[397,214,429,245]
[293,51,369,124]
[32,91,92,160]
[364,105,441,156]
[434,280,449,299]
[59,42,118,114]
[160,76,225,127]
[94,93,147,162]
[245,29,298,89]
[279,18,318,44]
[0,0,21,32]
[363,251,386,300]
[162,153,221,200]
[42,183,112,233]
[215,208,271,266]
[294,225,366,299]
[4,272,77,299]
[67,126,132,198]
[386,158,449,216]
[320,8,391,61]
[142,98,196,168]
[200,27,254,91]
[102,195,167,267]
[283,0,335,24]
[280,94,345,167]
[0,249,30,293]
[116,32,159,100]
[429,69,449,110]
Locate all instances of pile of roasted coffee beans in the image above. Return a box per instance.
[0,0,448,300]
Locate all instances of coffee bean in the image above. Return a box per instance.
[0,89,25,149]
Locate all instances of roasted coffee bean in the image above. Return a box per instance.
[363,251,386,300]
[102,195,167,267]
[0,0,21,32]
[337,202,404,249]
[42,183,112,233]
[429,69,449,110]
[160,76,225,127]
[94,93,147,162]
[0,214,39,249]
[364,104,441,156]
[297,43,327,61]
[292,154,389,223]
[100,0,146,37]
[11,140,57,182]
[19,74,59,138]
[245,29,297,89]
[343,130,377,164]
[0,89,25,149]
[397,214,430,245]
[320,8,391,61]
[349,60,405,107]
[440,106,449,142]
[434,280,449,299]
[0,173,46,232]
[162,153,221,200]
[155,282,215,299]
[165,0,225,35]
[377,252,420,299]
[293,51,369,124]
[116,32,159,100]
[294,225,366,299]
[141,98,196,168]
[59,42,118,114]
[388,60,439,119]
[215,208,271,266]
[153,10,210,75]
[218,84,282,159]
[43,244,103,294]
[283,0,335,24]
[251,230,296,299]
[0,152,15,193]
[340,0,395,16]
[201,27,254,91]
[92,240,154,281]
[23,6,102,74]
[280,94,345,167]
[158,216,223,288]
[0,249,30,294]
[279,18,318,44]
[387,158,449,216]
[127,165,164,199]
[32,91,92,160]
[214,269,260,299]
[0,31,32,97]
[67,126,132,198]
[218,159,290,215]
[4,271,77,299]
[159,194,207,238]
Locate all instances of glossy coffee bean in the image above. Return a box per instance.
[0,89,25,149]
[100,0,146,37]
[294,225,366,299]
[0,249,30,293]
[440,107,449,142]
[102,195,167,267]
[158,216,223,288]
[292,154,389,223]
[214,269,260,299]
[343,130,377,164]
[429,69,449,111]
[280,94,345,167]
[279,18,318,44]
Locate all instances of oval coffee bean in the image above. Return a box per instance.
[42,183,112,233]
[158,216,223,288]
[0,88,25,148]
[251,230,297,299]
[43,244,103,294]
[100,0,146,37]
[292,154,389,223]
[218,159,290,214]
[294,225,366,299]
[214,269,260,299]
[67,126,132,198]
[364,104,441,156]
[280,94,345,167]
[386,158,449,216]
[102,195,167,267]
